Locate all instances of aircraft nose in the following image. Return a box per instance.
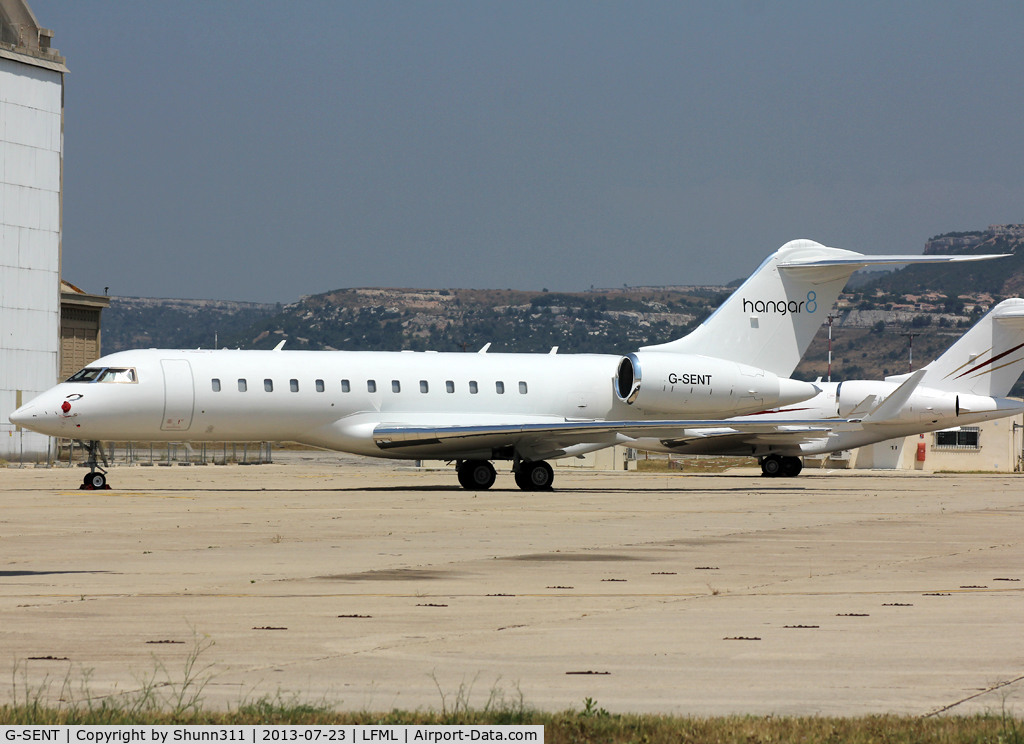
[776,377,820,407]
[9,403,35,427]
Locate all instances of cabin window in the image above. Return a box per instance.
[392,380,401,393]
[315,379,324,392]
[469,381,478,394]
[264,379,274,392]
[420,380,429,393]
[496,381,505,394]
[519,381,528,394]
[446,380,455,393]
[342,379,350,393]
[290,379,299,392]
[367,380,376,393]
[238,379,247,392]
[211,378,221,392]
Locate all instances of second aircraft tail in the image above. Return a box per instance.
[915,299,1024,397]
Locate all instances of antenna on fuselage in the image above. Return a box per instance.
[478,343,491,353]
[273,340,287,351]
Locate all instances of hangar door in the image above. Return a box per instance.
[160,359,195,432]
[60,307,101,381]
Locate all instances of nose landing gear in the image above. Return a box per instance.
[78,440,112,490]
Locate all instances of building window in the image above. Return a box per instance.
[264,379,274,392]
[496,381,505,394]
[238,379,247,392]
[934,427,980,449]
[420,380,429,393]
[446,380,455,393]
[519,381,528,394]
[392,380,401,393]
[315,379,324,392]
[469,381,478,394]
[367,380,376,393]
[211,378,221,392]
[290,379,299,392]
[342,379,350,393]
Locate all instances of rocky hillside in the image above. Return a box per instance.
[865,226,1024,297]
[222,286,722,355]
[102,297,278,354]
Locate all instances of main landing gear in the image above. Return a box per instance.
[514,461,554,491]
[760,454,802,478]
[455,459,555,491]
[78,440,112,490]
[457,460,496,490]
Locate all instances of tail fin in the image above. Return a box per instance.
[918,299,1024,397]
[642,240,1007,377]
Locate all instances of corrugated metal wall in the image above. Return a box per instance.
[0,55,62,458]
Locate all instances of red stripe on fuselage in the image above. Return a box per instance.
[955,341,1024,379]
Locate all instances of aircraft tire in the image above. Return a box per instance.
[781,456,803,478]
[515,461,554,491]
[459,460,496,490]
[761,455,783,477]
[83,472,107,489]
[526,461,554,490]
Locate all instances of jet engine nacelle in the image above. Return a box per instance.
[837,380,958,422]
[614,352,817,416]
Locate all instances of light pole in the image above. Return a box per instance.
[826,314,837,382]
[900,332,920,373]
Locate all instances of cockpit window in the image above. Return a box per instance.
[97,368,137,383]
[66,368,102,382]
[66,367,138,383]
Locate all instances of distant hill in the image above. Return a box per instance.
[220,286,725,355]
[99,226,1024,396]
[863,227,1024,297]
[102,297,278,354]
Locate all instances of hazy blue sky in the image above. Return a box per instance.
[31,1,1024,303]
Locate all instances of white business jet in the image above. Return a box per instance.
[10,240,1001,491]
[629,299,1024,476]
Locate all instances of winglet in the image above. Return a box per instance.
[273,340,287,351]
[864,368,927,423]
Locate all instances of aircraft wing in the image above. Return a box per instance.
[372,418,843,460]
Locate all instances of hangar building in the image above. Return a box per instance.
[0,0,66,459]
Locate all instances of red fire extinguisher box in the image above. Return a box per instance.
[917,442,927,461]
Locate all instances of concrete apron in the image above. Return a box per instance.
[0,458,1022,717]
